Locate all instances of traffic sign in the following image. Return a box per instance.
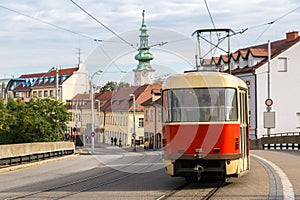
[265,98,273,107]
[132,133,136,137]
[90,131,96,137]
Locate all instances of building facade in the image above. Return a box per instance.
[66,84,162,146]
[141,89,162,149]
[5,64,89,102]
[209,31,300,139]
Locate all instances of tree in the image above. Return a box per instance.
[100,81,130,93]
[117,82,130,89]
[100,81,118,93]
[0,97,71,144]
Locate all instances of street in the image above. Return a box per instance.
[0,145,299,199]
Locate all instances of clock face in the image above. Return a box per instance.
[142,70,148,77]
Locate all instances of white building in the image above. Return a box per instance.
[5,64,89,102]
[216,31,300,139]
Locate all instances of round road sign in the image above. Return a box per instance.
[265,98,273,107]
[90,131,96,137]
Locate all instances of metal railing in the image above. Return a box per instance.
[262,132,300,137]
[251,132,300,150]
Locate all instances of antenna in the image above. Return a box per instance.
[76,48,83,65]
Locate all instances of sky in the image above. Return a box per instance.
[0,0,300,84]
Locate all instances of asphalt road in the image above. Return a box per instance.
[0,146,299,199]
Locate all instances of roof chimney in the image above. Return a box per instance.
[286,31,298,42]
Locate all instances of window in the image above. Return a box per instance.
[150,110,154,122]
[245,80,251,98]
[38,91,42,97]
[138,118,144,127]
[278,57,287,72]
[297,113,300,128]
[44,90,48,97]
[14,92,21,98]
[145,110,149,121]
[162,88,237,122]
[248,59,254,67]
[50,90,54,97]
[157,109,161,122]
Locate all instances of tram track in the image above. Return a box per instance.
[3,151,162,200]
[156,179,225,200]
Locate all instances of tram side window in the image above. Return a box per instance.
[225,89,237,121]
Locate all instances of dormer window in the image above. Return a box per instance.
[249,58,254,67]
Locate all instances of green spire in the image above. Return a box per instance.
[134,10,154,71]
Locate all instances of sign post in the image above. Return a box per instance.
[264,98,275,136]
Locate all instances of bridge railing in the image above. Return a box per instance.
[261,132,300,137]
[0,142,75,167]
[251,132,300,150]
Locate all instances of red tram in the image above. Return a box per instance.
[161,71,250,181]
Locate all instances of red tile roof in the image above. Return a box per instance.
[219,55,228,63]
[20,67,78,79]
[225,31,300,75]
[101,84,161,112]
[212,57,220,64]
[141,96,161,106]
[11,67,79,92]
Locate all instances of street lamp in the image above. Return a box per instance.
[95,99,101,143]
[129,93,136,151]
[90,70,103,153]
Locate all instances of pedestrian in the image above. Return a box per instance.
[118,138,122,148]
[111,137,113,145]
[114,137,117,146]
[144,140,149,150]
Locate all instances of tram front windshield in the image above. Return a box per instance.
[163,88,237,122]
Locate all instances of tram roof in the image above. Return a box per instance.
[162,71,247,90]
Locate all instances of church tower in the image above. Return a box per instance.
[133,10,155,86]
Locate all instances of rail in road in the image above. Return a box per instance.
[0,144,299,199]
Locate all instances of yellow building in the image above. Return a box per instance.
[141,89,162,149]
[67,84,161,146]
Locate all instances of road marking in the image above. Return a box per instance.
[251,154,295,200]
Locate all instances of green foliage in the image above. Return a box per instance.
[100,81,130,93]
[0,97,71,144]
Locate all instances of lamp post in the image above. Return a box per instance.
[129,94,136,151]
[95,99,101,143]
[90,70,102,153]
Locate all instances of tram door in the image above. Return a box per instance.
[239,90,249,171]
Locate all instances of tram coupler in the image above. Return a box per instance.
[194,164,204,180]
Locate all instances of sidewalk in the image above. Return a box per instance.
[75,143,146,154]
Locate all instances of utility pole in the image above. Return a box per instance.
[56,67,59,100]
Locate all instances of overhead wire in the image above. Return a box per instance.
[0,4,100,42]
[203,0,221,58]
[94,40,128,74]
[249,5,300,44]
[70,0,137,51]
